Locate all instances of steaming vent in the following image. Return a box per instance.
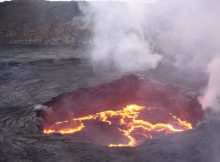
[36,75,204,147]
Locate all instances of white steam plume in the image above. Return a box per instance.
[78,1,162,73]
[200,58,220,111]
[148,0,220,110]
[76,0,158,3]
[78,0,220,110]
[154,0,220,72]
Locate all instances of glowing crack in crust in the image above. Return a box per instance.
[43,104,192,147]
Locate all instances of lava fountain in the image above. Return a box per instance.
[36,75,204,147]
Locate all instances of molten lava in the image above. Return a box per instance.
[38,75,203,147]
[43,104,192,147]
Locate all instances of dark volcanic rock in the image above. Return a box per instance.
[0,1,90,46]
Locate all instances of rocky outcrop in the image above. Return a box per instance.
[0,1,90,46]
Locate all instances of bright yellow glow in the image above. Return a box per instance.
[43,104,192,147]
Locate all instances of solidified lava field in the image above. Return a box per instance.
[1,45,220,162]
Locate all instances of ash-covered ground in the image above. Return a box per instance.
[1,45,220,162]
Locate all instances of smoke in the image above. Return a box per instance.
[150,0,220,111]
[152,0,220,72]
[78,1,162,74]
[200,58,220,111]
[77,0,220,109]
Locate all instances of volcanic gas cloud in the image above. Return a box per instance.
[36,75,203,147]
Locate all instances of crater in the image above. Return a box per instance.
[36,74,204,147]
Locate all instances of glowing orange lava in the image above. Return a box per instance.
[43,104,192,147]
